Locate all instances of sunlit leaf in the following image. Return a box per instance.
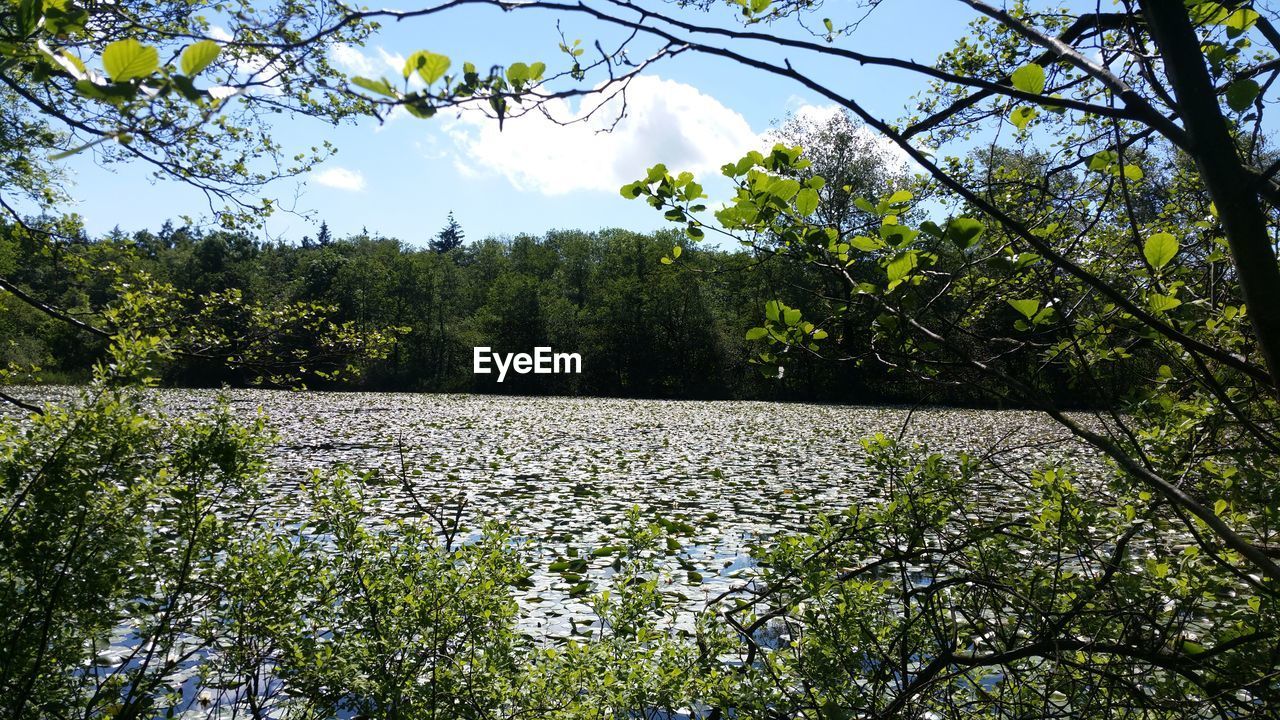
[180,40,221,77]
[1007,298,1040,319]
[1011,63,1046,94]
[1144,233,1178,270]
[102,39,158,81]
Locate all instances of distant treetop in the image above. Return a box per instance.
[431,212,465,253]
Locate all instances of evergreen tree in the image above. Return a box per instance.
[430,212,465,253]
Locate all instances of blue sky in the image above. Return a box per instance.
[60,0,983,247]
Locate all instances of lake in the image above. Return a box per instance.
[115,389,1104,638]
[3,385,1115,710]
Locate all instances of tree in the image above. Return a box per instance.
[6,0,1280,716]
[316,221,333,248]
[430,212,465,253]
[768,109,911,240]
[607,2,1280,714]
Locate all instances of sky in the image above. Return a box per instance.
[58,0,984,248]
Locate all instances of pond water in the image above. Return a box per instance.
[144,389,1106,638]
[5,387,1114,714]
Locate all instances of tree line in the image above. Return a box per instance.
[1,213,1140,406]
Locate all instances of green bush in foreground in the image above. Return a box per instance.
[3,355,1274,718]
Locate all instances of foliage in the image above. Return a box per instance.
[0,361,272,718]
[0,0,383,227]
[6,0,1280,717]
[430,212,466,254]
[609,1,1280,713]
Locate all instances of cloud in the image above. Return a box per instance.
[208,25,287,95]
[766,102,915,175]
[376,47,407,75]
[331,43,379,76]
[311,167,367,192]
[443,75,762,195]
[329,44,407,80]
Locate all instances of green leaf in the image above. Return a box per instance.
[1224,8,1260,37]
[506,62,530,84]
[783,307,801,326]
[795,187,819,216]
[180,40,220,76]
[1011,63,1046,94]
[1188,2,1231,24]
[1122,164,1144,182]
[17,0,40,35]
[1088,150,1117,172]
[946,217,985,249]
[879,223,919,247]
[671,245,682,259]
[765,300,782,323]
[771,178,801,202]
[886,190,913,205]
[102,39,158,81]
[1225,78,1260,112]
[745,327,768,341]
[1009,105,1038,130]
[352,76,397,97]
[404,50,450,84]
[48,134,113,160]
[56,50,88,78]
[1007,299,1040,319]
[886,251,918,283]
[1180,640,1206,655]
[850,235,885,252]
[1144,233,1179,269]
[1148,293,1182,313]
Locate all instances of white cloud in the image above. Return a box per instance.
[329,44,407,79]
[766,102,915,176]
[376,47,406,75]
[311,167,367,192]
[208,25,286,95]
[331,43,378,76]
[443,75,762,195]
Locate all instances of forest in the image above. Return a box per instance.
[5,214,1125,404]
